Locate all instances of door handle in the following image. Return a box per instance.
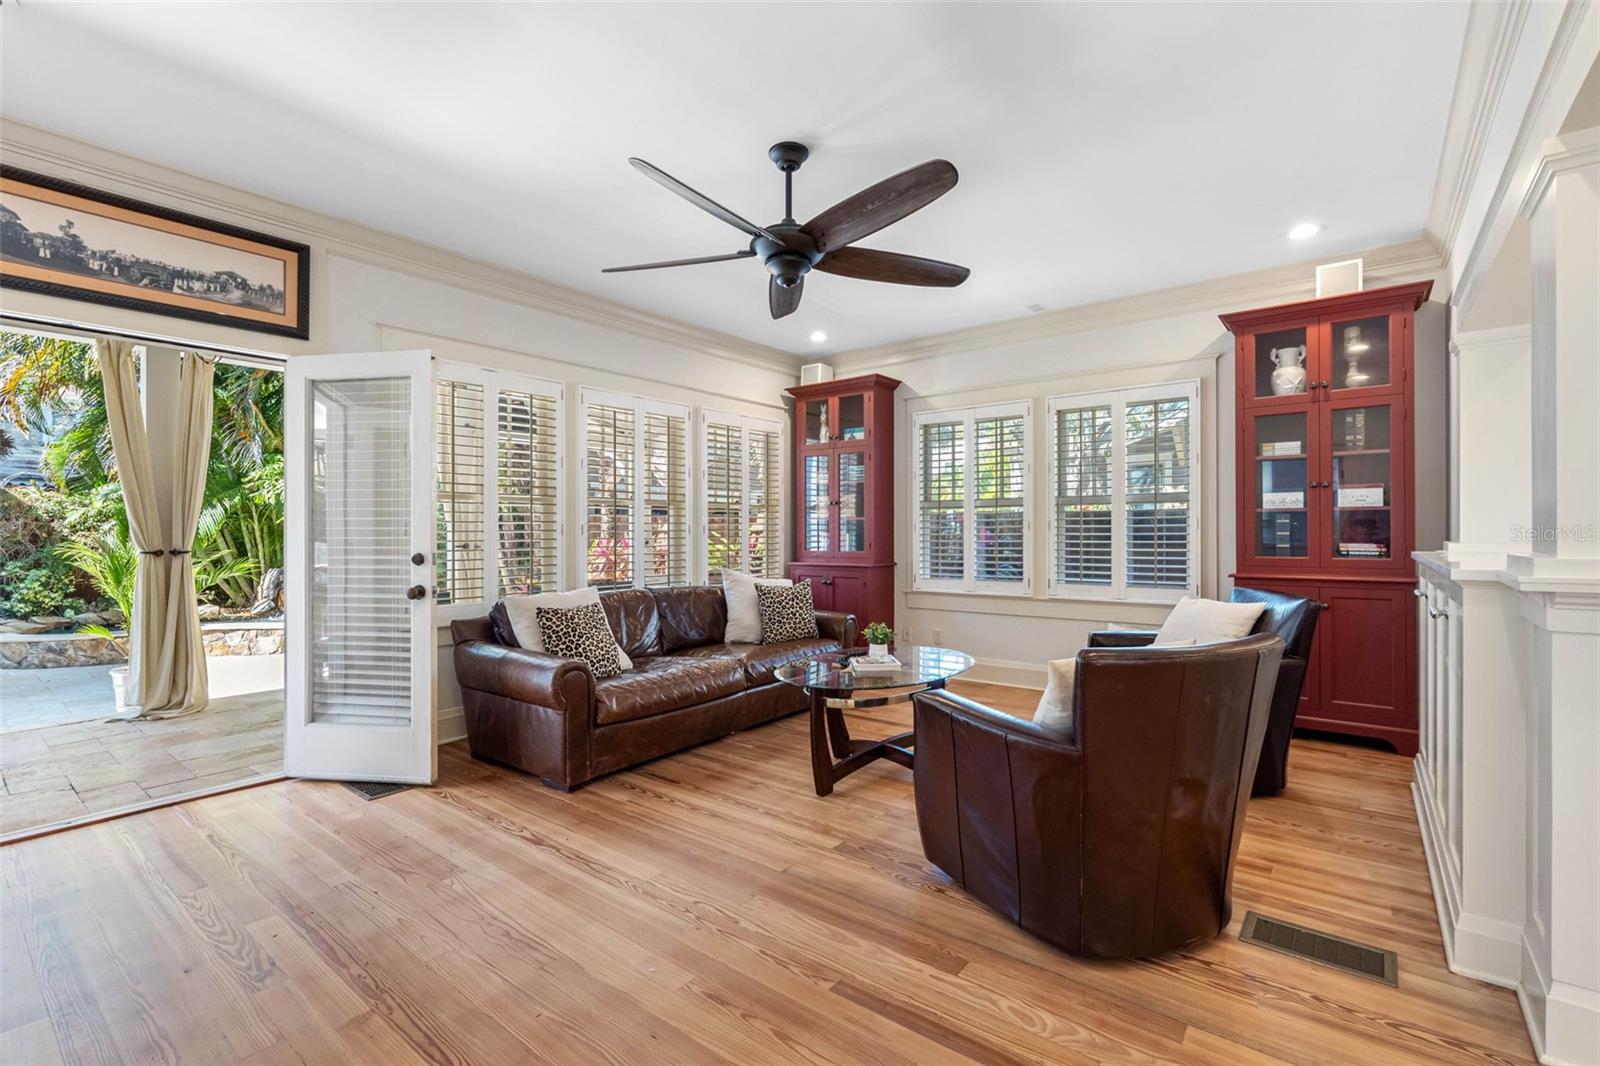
[411,552,426,566]
[1413,587,1425,598]
[1317,601,1330,611]
[405,584,429,601]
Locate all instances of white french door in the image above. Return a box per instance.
[284,350,437,783]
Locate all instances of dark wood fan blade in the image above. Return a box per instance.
[602,250,755,273]
[769,276,803,319]
[814,246,970,287]
[803,160,958,253]
[629,158,783,243]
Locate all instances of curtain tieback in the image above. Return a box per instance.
[139,549,166,557]
[137,549,192,556]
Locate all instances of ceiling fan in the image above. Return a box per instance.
[603,142,970,320]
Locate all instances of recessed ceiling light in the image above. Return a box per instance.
[809,330,828,344]
[1288,221,1323,241]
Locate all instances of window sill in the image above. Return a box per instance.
[903,589,1175,624]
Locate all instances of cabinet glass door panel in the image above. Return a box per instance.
[837,450,867,553]
[1329,404,1393,562]
[1252,326,1312,401]
[803,452,832,552]
[837,393,867,441]
[1329,315,1391,392]
[803,399,830,444]
[1252,412,1310,560]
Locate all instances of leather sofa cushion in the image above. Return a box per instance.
[600,589,662,659]
[678,638,841,686]
[593,655,745,725]
[652,586,728,651]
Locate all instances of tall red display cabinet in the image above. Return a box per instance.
[785,374,899,634]
[1221,281,1431,756]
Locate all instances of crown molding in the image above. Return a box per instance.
[1518,126,1600,217]
[827,237,1445,374]
[0,120,801,374]
[1425,1,1532,258]
[1451,0,1598,316]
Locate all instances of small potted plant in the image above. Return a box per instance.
[862,622,893,659]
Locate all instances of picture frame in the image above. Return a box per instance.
[1,166,309,339]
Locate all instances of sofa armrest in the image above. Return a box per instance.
[452,640,594,712]
[815,610,857,649]
[1086,629,1158,649]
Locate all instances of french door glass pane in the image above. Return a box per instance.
[838,451,866,552]
[1255,411,1308,558]
[1330,315,1391,391]
[804,453,831,552]
[309,378,412,726]
[1330,404,1392,560]
[1253,326,1310,399]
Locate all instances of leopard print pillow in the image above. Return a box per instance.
[535,602,624,679]
[756,579,819,644]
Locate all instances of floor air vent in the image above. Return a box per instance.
[343,781,413,801]
[1239,912,1397,986]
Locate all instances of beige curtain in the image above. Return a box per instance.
[97,339,216,719]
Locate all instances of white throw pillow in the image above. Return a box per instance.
[1033,638,1199,734]
[503,586,632,672]
[1154,596,1266,646]
[722,570,791,643]
[1032,658,1078,735]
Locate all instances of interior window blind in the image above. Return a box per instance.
[1124,396,1191,589]
[497,389,559,595]
[642,411,688,587]
[586,401,636,589]
[973,413,1026,585]
[434,379,485,605]
[917,420,965,581]
[704,419,742,585]
[747,426,782,578]
[1053,404,1114,587]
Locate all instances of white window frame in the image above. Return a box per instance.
[911,400,1033,595]
[699,410,785,584]
[581,386,692,590]
[1046,379,1199,604]
[432,362,565,622]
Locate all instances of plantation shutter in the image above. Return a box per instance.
[496,389,559,595]
[703,418,742,585]
[747,425,782,578]
[1124,396,1192,590]
[434,379,485,605]
[585,400,635,589]
[916,419,965,582]
[1052,403,1114,588]
[642,409,688,587]
[972,412,1027,586]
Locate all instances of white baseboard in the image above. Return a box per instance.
[962,658,1046,689]
[1519,931,1600,1066]
[438,705,466,744]
[1413,774,1522,989]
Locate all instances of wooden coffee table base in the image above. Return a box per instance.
[807,685,934,797]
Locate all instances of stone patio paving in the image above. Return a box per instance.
[0,661,283,837]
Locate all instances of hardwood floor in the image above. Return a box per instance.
[0,688,283,838]
[0,680,1532,1065]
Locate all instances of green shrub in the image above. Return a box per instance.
[0,551,85,619]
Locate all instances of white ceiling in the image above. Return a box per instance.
[0,2,1469,357]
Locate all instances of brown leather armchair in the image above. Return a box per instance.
[912,633,1283,959]
[1087,587,1320,796]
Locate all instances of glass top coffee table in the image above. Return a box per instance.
[774,645,974,796]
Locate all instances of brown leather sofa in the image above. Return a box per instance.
[911,633,1283,959]
[1087,586,1320,796]
[451,586,856,790]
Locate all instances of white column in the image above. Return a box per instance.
[1506,127,1600,1066]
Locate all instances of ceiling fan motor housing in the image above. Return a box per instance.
[753,222,820,288]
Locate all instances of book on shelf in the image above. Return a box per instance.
[1262,490,1305,509]
[1338,542,1389,556]
[1259,441,1302,457]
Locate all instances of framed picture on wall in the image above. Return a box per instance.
[0,166,309,339]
